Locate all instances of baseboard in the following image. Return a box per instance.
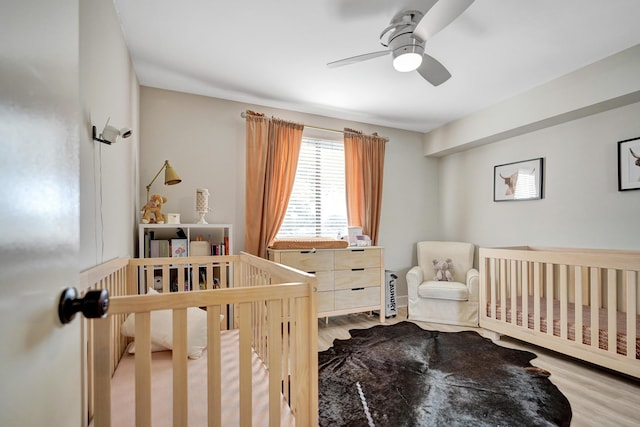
[397,295,408,308]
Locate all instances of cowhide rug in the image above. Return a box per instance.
[319,321,571,426]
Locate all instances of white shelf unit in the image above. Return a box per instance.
[137,223,233,292]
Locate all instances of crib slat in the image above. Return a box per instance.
[173,308,188,427]
[145,266,154,293]
[177,264,185,291]
[93,318,112,427]
[510,260,517,325]
[534,262,541,332]
[479,254,487,319]
[607,269,617,354]
[206,264,214,289]
[522,262,529,329]
[268,299,283,427]
[135,312,152,427]
[282,300,292,404]
[590,268,601,351]
[546,263,554,337]
[191,264,199,290]
[238,302,252,427]
[207,305,222,427]
[162,264,170,293]
[626,271,637,359]
[560,264,568,340]
[500,259,507,322]
[575,267,583,345]
[490,257,496,319]
[293,295,312,427]
[220,262,228,288]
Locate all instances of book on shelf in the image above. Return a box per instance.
[211,243,226,255]
[150,240,160,258]
[171,239,188,257]
[150,239,171,257]
[160,240,171,257]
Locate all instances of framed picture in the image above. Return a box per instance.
[617,137,640,191]
[493,157,543,202]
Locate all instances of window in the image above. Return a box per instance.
[277,137,348,238]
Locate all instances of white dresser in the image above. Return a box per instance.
[268,246,385,322]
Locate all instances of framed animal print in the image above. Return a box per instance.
[493,158,543,202]
[617,136,640,191]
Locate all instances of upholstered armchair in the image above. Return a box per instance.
[406,241,479,327]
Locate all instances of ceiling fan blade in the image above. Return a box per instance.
[413,0,474,42]
[416,54,451,86]
[327,50,390,68]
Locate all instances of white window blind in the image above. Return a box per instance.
[277,137,348,238]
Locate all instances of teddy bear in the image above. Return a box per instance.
[432,258,454,281]
[141,194,167,224]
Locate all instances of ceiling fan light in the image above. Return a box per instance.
[393,52,422,72]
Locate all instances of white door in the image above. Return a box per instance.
[0,1,82,426]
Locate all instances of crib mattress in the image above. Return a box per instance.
[486,297,640,359]
[95,329,295,427]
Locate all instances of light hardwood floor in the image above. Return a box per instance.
[318,307,640,427]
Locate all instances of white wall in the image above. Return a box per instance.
[423,44,640,157]
[439,100,640,250]
[139,87,439,299]
[430,44,640,252]
[80,0,140,269]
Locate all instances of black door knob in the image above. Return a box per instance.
[58,287,109,324]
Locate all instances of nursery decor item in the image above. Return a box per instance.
[166,213,180,224]
[141,194,167,224]
[493,157,543,201]
[432,258,453,281]
[196,188,211,224]
[618,136,640,191]
[319,322,572,427]
[145,160,181,201]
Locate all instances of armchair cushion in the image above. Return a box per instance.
[418,281,468,301]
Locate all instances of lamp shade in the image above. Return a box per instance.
[164,162,181,185]
[146,160,182,201]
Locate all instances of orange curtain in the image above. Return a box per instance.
[244,112,303,258]
[344,129,386,246]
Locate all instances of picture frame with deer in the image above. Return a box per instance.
[617,136,640,191]
[493,157,543,202]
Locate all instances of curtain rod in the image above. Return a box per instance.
[240,111,388,142]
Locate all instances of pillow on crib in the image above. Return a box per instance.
[126,341,169,354]
[120,289,208,359]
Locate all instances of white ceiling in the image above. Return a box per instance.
[113,0,640,133]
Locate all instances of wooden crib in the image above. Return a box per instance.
[80,252,318,427]
[479,246,639,378]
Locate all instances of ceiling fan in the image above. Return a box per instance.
[327,0,474,86]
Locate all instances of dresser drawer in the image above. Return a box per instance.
[334,268,381,291]
[334,287,380,310]
[318,291,334,312]
[315,271,334,292]
[334,248,381,269]
[278,250,334,272]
